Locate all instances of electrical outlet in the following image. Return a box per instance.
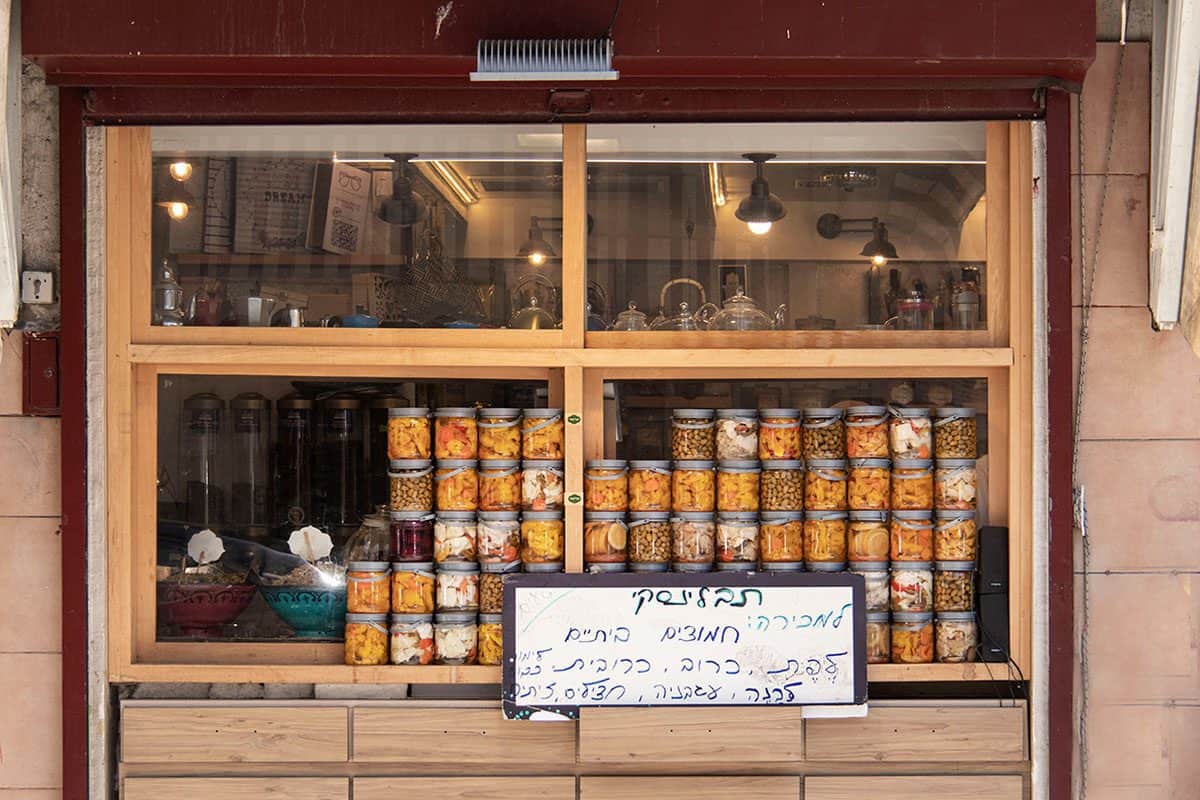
[21,271,54,304]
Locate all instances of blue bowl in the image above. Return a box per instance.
[260,586,347,639]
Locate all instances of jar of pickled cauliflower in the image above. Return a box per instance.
[478,613,504,666]
[433,511,476,564]
[890,511,934,561]
[758,408,802,459]
[934,458,977,511]
[387,407,431,460]
[716,512,758,567]
[671,409,716,460]
[891,459,933,510]
[934,407,977,458]
[344,613,390,665]
[521,408,564,459]
[935,611,978,662]
[478,408,522,460]
[521,460,565,511]
[435,459,478,511]
[436,563,479,612]
[671,512,716,571]
[759,511,804,566]
[629,512,672,571]
[584,511,628,564]
[805,459,848,511]
[804,510,848,564]
[847,510,891,562]
[717,460,760,512]
[389,613,435,665]
[934,510,978,561]
[890,407,933,461]
[891,611,934,663]
[521,510,565,566]
[672,460,715,512]
[585,459,629,512]
[803,408,846,459]
[478,459,521,512]
[851,561,891,612]
[391,563,435,614]
[346,562,391,614]
[865,610,891,664]
[845,405,890,458]
[628,460,672,511]
[848,458,890,510]
[477,511,521,565]
[434,407,478,460]
[715,409,758,460]
[434,612,478,665]
[760,459,804,511]
[389,459,434,511]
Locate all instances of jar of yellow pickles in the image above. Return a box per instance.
[435,459,478,511]
[478,408,522,460]
[344,613,389,665]
[759,510,804,567]
[434,407,478,460]
[891,511,934,561]
[716,460,760,512]
[522,408,564,459]
[758,408,802,460]
[628,460,672,511]
[891,611,934,663]
[672,460,715,512]
[521,510,565,569]
[891,459,933,510]
[584,459,629,512]
[804,510,848,564]
[478,613,504,666]
[805,459,848,511]
[391,562,435,614]
[584,511,628,564]
[845,405,889,458]
[387,408,431,460]
[934,510,977,561]
[934,458,977,510]
[848,458,890,511]
[478,459,521,511]
[847,510,890,562]
[346,562,390,614]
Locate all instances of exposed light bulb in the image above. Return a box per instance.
[166,201,190,221]
[168,161,193,182]
[528,251,547,267]
[747,220,773,235]
[872,253,888,267]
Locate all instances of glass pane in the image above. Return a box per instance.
[586,123,988,333]
[155,374,550,643]
[150,125,564,330]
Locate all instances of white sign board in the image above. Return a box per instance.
[502,572,866,720]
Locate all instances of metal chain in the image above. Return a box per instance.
[1074,41,1127,800]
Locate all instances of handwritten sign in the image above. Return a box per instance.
[502,572,866,720]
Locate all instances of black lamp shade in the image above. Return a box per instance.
[861,222,899,260]
[734,153,787,226]
[378,153,426,227]
[517,221,556,261]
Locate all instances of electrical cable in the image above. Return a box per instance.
[605,0,623,38]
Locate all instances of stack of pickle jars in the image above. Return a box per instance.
[344,405,565,668]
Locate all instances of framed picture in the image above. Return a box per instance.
[718,264,749,303]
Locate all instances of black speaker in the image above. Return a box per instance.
[978,525,1008,594]
[977,526,1010,662]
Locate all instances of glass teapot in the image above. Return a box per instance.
[610,301,649,331]
[508,295,558,329]
[651,301,706,331]
[697,290,787,331]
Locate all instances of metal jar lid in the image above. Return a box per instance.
[716,562,756,572]
[935,407,977,418]
[894,459,933,470]
[673,562,715,573]
[936,458,977,468]
[523,561,564,573]
[435,611,478,624]
[807,510,848,521]
[630,512,670,523]
[761,510,804,522]
[935,509,976,521]
[479,459,521,470]
[808,562,847,572]
[390,613,434,624]
[184,392,224,410]
[389,511,434,522]
[671,512,715,523]
[479,613,504,624]
[481,560,521,573]
[673,408,715,419]
[803,407,844,418]
[717,408,758,418]
[866,610,891,623]
[761,459,804,469]
[586,459,628,470]
[807,458,848,469]
[762,562,804,572]
[347,561,390,572]
[717,512,759,523]
[523,510,564,520]
[436,511,477,521]
[718,459,760,472]
[479,511,520,521]
[522,459,564,469]
[345,612,389,623]
[389,459,433,472]
[322,395,362,410]
[586,562,629,574]
[438,562,479,574]
[935,560,977,571]
[629,561,671,572]
[892,611,934,623]
[479,408,521,419]
[849,510,889,522]
[630,460,672,470]
[759,408,801,418]
[435,407,477,418]
[231,392,269,410]
[437,459,478,469]
[673,459,715,469]
[370,396,409,410]
[585,511,627,522]
[891,406,932,417]
[523,408,562,418]
[891,561,933,571]
[937,611,977,621]
[391,562,434,573]
[846,405,888,417]
[388,407,430,418]
[277,393,315,410]
[850,561,889,572]
[893,510,933,521]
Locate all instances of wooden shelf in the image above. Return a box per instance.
[175,253,411,268]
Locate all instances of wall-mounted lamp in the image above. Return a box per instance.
[518,216,558,266]
[168,160,193,182]
[155,162,195,222]
[816,213,899,266]
[734,153,786,235]
[378,153,426,227]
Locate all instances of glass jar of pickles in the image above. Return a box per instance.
[435,563,479,612]
[759,511,804,565]
[852,562,891,612]
[478,408,522,460]
[716,512,758,568]
[629,512,671,571]
[628,460,672,511]
[934,459,977,510]
[584,511,629,564]
[389,459,434,511]
[347,562,390,613]
[890,407,933,461]
[848,458,890,510]
[890,562,933,612]
[934,407,977,458]
[934,561,976,611]
[478,459,522,511]
[760,460,804,511]
[671,512,716,571]
[805,459,848,511]
[521,510,565,568]
[715,409,758,460]
[522,408,564,459]
[585,460,629,512]
[344,613,389,665]
[936,611,978,662]
[478,613,504,666]
[479,563,517,614]
[672,460,715,512]
[891,459,933,510]
[477,511,521,565]
[891,511,934,561]
[671,409,716,460]
[717,460,760,512]
[387,408,431,460]
[758,409,802,459]
[390,511,434,562]
[847,510,890,562]
[434,407,478,460]
[435,460,478,511]
[434,612,478,665]
[804,510,848,564]
[522,460,565,511]
[891,611,934,663]
[934,510,978,561]
[865,610,891,664]
[391,562,435,614]
[390,613,435,665]
[434,511,476,564]
[803,408,846,459]
[845,405,890,458]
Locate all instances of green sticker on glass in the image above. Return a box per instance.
[567,414,582,424]
[567,493,583,504]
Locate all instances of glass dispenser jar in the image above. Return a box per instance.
[274,393,314,534]
[319,395,364,542]
[229,392,270,539]
[182,392,227,531]
[368,396,408,511]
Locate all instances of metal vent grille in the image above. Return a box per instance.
[470,38,618,82]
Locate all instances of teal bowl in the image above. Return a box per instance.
[260,586,347,639]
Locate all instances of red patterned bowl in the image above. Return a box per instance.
[157,582,257,636]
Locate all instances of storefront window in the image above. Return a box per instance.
[149,126,564,330]
[586,123,988,333]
